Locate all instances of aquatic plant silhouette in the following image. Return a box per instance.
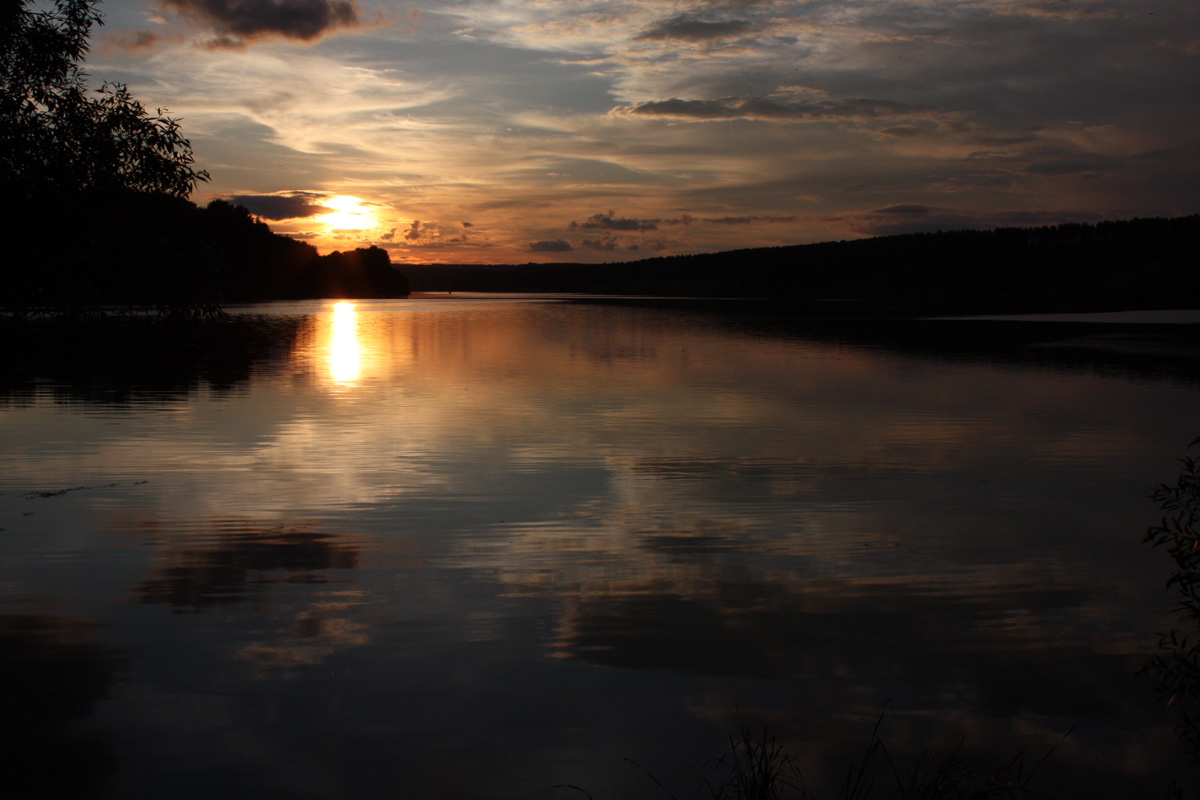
[693,722,809,800]
[1144,437,1200,758]
[560,709,1052,799]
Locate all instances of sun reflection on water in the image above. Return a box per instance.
[329,301,360,385]
[283,299,417,390]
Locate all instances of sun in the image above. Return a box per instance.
[320,195,374,230]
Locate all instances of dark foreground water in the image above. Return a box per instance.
[3,297,1200,799]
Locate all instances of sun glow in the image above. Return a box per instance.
[320,195,374,230]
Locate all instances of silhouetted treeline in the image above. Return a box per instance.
[198,199,409,303]
[405,215,1200,313]
[1,0,411,314]
[2,192,409,315]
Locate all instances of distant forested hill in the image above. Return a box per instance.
[404,215,1199,314]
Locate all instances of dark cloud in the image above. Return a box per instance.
[618,95,933,122]
[529,239,573,252]
[662,214,797,226]
[227,192,329,220]
[879,125,936,139]
[1023,158,1105,176]
[570,212,659,231]
[380,238,494,253]
[580,236,618,251]
[873,204,937,216]
[846,205,1103,237]
[700,215,798,225]
[378,221,471,248]
[161,0,360,43]
[462,221,474,228]
[847,205,982,236]
[636,14,754,42]
[973,134,1040,147]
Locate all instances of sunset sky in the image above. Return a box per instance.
[89,0,1200,262]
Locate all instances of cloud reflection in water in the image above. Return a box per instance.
[2,301,1200,797]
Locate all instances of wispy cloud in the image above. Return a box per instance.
[105,28,186,52]
[675,215,799,225]
[842,204,1103,237]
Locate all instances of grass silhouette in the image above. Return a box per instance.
[556,708,1061,800]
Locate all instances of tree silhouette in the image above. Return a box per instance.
[1,0,221,314]
[0,4,409,313]
[0,0,208,201]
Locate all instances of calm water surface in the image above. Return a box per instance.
[2,297,1199,798]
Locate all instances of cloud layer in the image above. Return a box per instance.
[93,0,1200,262]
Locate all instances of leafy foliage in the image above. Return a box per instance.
[0,0,208,200]
[1144,438,1200,757]
[0,0,220,315]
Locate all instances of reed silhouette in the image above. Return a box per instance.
[560,710,1056,799]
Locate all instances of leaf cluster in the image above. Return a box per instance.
[1144,438,1200,757]
[0,0,208,199]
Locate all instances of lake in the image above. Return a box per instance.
[2,296,1200,798]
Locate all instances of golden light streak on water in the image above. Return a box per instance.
[329,301,360,385]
